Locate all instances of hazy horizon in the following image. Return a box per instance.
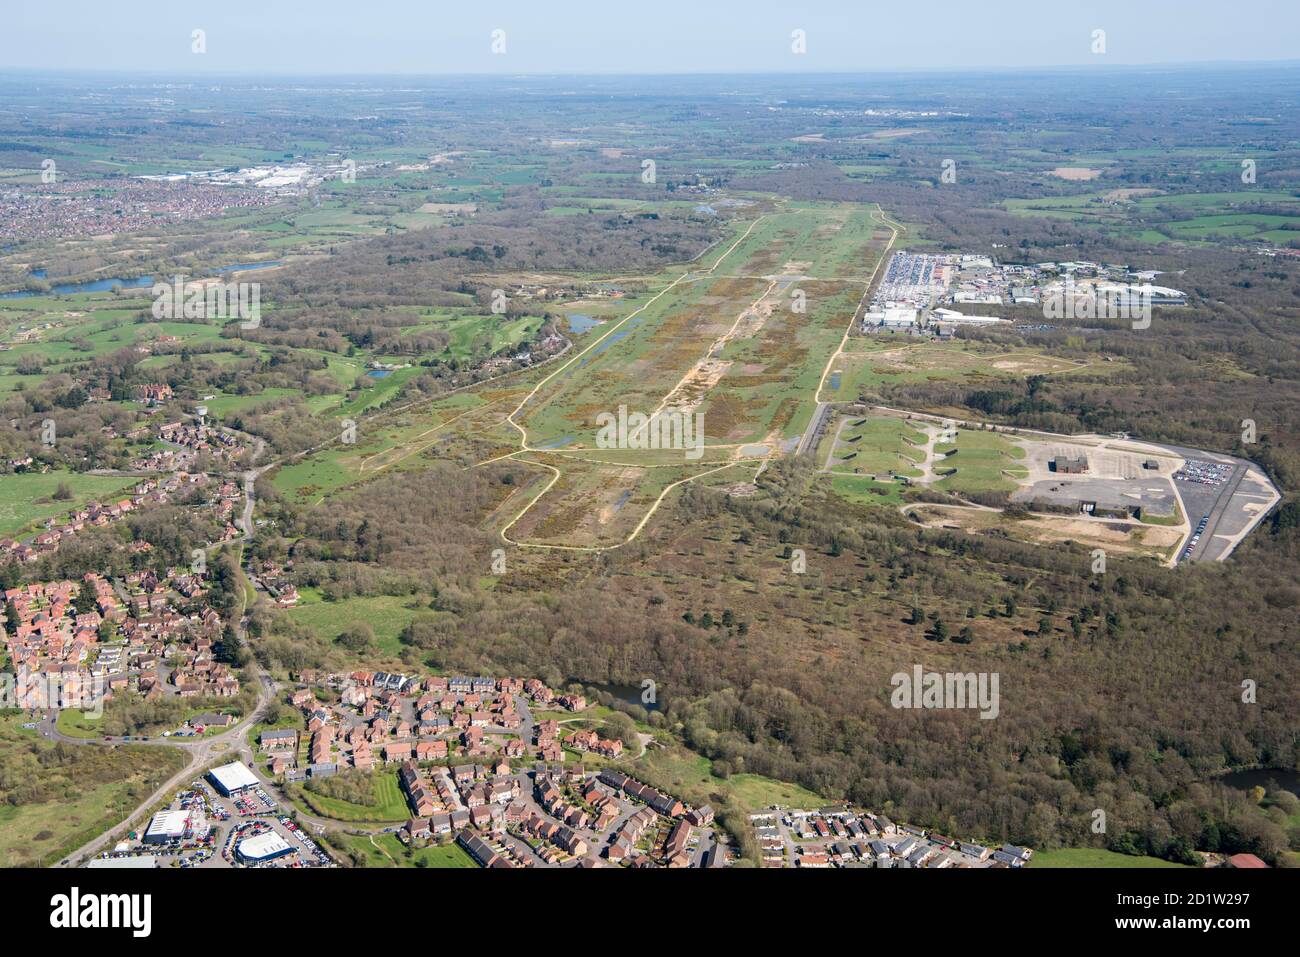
[5,0,1299,75]
[3,59,1300,80]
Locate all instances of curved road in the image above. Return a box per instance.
[46,665,277,867]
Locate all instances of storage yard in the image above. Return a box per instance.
[81,765,335,870]
[826,408,1279,566]
[863,251,1186,334]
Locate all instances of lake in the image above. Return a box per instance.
[0,274,155,299]
[567,313,603,334]
[0,261,278,299]
[1218,768,1300,797]
[588,681,661,712]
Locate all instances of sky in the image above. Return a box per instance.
[3,0,1299,75]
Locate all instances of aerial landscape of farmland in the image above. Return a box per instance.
[1,1,1297,936]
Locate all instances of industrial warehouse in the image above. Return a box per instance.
[236,830,295,865]
[207,761,260,797]
[144,809,203,845]
[863,251,1186,336]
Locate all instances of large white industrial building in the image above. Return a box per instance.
[237,831,294,864]
[144,809,193,844]
[207,760,259,796]
[863,304,919,330]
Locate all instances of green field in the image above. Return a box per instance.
[933,428,1027,494]
[632,741,826,813]
[284,590,448,660]
[0,471,140,538]
[1029,847,1191,868]
[825,416,925,477]
[727,773,826,810]
[827,473,908,508]
[1004,188,1300,245]
[293,770,411,823]
[270,389,491,503]
[433,312,542,360]
[333,830,477,868]
[0,297,230,375]
[199,387,303,418]
[55,709,106,739]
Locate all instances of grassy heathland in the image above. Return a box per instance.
[0,712,187,867]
